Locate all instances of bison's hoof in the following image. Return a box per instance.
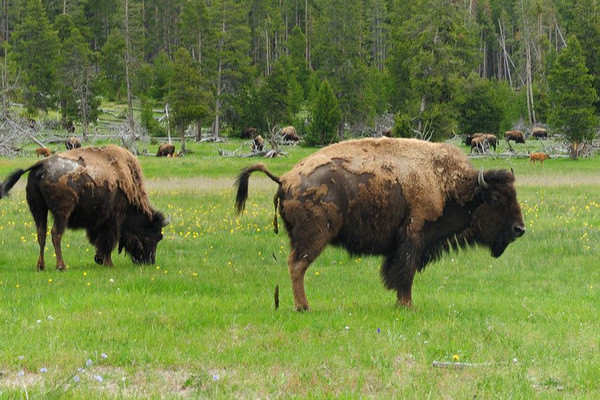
[94,255,103,265]
[37,265,45,271]
[56,265,65,271]
[295,305,310,312]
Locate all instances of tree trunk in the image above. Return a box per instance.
[195,119,202,141]
[124,0,136,135]
[180,126,186,153]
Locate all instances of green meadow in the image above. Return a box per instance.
[0,139,598,399]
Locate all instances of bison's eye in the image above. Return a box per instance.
[490,193,500,205]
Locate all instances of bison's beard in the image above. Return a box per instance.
[490,231,516,258]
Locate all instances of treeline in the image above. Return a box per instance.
[0,0,598,148]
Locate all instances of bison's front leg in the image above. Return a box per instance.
[381,239,422,308]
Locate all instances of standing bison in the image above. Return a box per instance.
[505,130,525,144]
[236,138,525,310]
[157,143,175,157]
[0,145,169,270]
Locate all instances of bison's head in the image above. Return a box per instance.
[472,169,525,257]
[119,210,170,264]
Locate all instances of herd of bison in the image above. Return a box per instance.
[0,126,538,310]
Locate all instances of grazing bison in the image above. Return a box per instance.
[281,126,299,142]
[157,143,175,157]
[505,130,525,144]
[35,147,52,158]
[532,127,548,140]
[65,137,81,150]
[0,145,169,270]
[251,135,265,152]
[530,152,550,165]
[236,138,525,310]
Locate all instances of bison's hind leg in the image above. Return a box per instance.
[26,184,48,271]
[287,230,334,311]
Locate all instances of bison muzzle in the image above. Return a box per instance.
[235,138,525,310]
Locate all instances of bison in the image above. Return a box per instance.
[382,128,393,138]
[505,130,525,144]
[35,147,52,158]
[532,127,548,140]
[65,137,81,150]
[157,143,175,157]
[281,126,299,142]
[530,152,550,165]
[236,138,525,310]
[466,133,497,151]
[251,135,265,152]
[0,145,169,270]
[241,127,258,139]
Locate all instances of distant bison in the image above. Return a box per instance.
[236,138,525,310]
[65,137,81,150]
[241,127,258,139]
[505,130,525,144]
[281,126,299,142]
[35,147,52,158]
[470,136,488,153]
[532,127,548,140]
[157,143,175,157]
[382,128,393,138]
[530,152,550,165]
[251,135,265,152]
[0,145,169,270]
[466,133,497,151]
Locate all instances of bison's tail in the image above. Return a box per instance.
[0,168,28,199]
[235,163,281,215]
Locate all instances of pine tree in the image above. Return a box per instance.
[167,47,212,152]
[11,0,59,113]
[548,36,598,159]
[307,79,341,145]
[55,13,99,139]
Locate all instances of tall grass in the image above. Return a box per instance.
[0,142,598,398]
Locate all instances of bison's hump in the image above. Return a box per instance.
[280,138,476,229]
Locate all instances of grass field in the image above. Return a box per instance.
[0,139,598,399]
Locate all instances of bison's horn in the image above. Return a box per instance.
[478,169,489,189]
[510,167,515,176]
[162,214,171,227]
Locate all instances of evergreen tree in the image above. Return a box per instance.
[455,75,507,136]
[167,47,212,152]
[548,36,598,159]
[11,0,59,113]
[259,58,291,128]
[99,30,126,100]
[306,79,341,145]
[55,13,99,139]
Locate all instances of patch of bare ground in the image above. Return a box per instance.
[515,174,599,187]
[0,367,198,398]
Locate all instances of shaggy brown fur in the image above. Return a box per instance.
[65,137,81,150]
[157,143,175,157]
[0,145,168,270]
[530,152,550,165]
[505,130,525,144]
[281,126,299,141]
[35,147,52,158]
[236,138,525,311]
